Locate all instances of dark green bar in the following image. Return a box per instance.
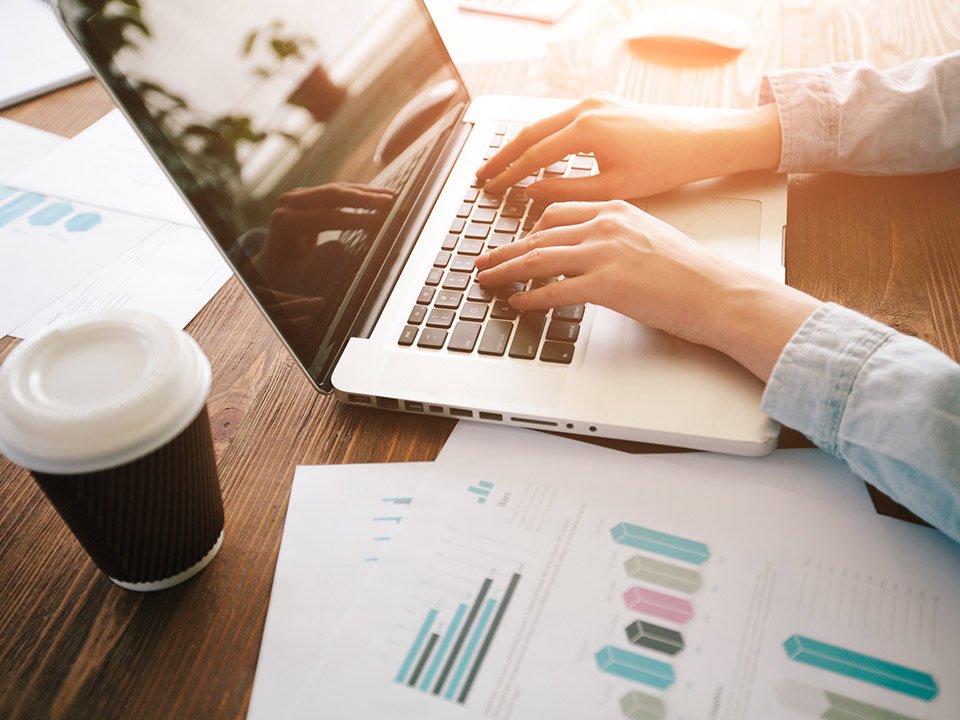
[433,577,492,695]
[408,632,439,687]
[625,620,684,656]
[457,572,521,704]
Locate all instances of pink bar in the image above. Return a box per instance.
[623,586,694,624]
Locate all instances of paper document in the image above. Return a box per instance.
[12,109,198,227]
[247,463,427,720]
[0,0,92,109]
[290,424,960,719]
[0,118,65,182]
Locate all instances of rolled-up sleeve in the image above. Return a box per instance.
[759,51,960,175]
[762,303,960,543]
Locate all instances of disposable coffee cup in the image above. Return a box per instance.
[0,310,224,591]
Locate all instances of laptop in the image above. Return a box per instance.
[57,0,787,455]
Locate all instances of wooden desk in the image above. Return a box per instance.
[1,1,958,717]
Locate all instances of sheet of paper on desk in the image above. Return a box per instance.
[0,118,65,182]
[0,0,92,109]
[11,109,198,227]
[290,424,960,719]
[11,221,231,339]
[247,463,427,720]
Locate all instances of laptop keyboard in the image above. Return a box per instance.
[397,124,597,365]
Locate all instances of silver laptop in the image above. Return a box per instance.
[58,0,787,455]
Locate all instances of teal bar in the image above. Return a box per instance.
[374,516,402,523]
[467,486,490,497]
[65,212,102,232]
[595,646,675,690]
[0,192,45,228]
[29,202,73,226]
[396,609,438,683]
[420,604,467,691]
[382,497,413,504]
[783,635,939,701]
[611,523,710,564]
[444,598,496,700]
[0,186,17,202]
[478,481,494,489]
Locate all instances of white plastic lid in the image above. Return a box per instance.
[0,310,211,474]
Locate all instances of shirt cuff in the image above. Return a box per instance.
[758,69,841,173]
[761,303,897,453]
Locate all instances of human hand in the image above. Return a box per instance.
[473,200,821,381]
[475,94,782,202]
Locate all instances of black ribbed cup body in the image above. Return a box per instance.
[31,407,224,585]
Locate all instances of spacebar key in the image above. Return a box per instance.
[508,312,546,359]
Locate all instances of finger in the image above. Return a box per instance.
[527,201,607,234]
[476,244,592,288]
[474,220,589,272]
[278,184,395,210]
[508,275,593,312]
[481,124,583,196]
[475,103,585,181]
[270,207,380,236]
[526,173,616,203]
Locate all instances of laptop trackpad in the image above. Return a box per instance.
[643,196,762,270]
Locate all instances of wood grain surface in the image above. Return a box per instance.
[1,1,958,717]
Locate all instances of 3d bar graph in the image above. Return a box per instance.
[0,192,45,228]
[623,586,694,624]
[619,690,667,720]
[467,481,494,504]
[783,636,939,701]
[776,679,921,720]
[625,621,684,656]
[594,646,675,690]
[624,555,702,594]
[611,523,710,564]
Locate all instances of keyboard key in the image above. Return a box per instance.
[408,305,427,325]
[568,168,593,178]
[435,290,463,309]
[465,223,491,239]
[478,192,501,208]
[496,281,526,299]
[425,268,443,286]
[449,254,476,273]
[416,286,436,305]
[488,135,503,148]
[540,341,575,364]
[508,312,547,359]
[434,251,451,268]
[553,304,585,322]
[472,208,497,224]
[426,308,455,328]
[478,320,513,356]
[531,276,559,289]
[456,203,472,218]
[398,325,418,346]
[417,328,447,349]
[500,202,525,218]
[514,175,537,188]
[506,188,527,204]
[458,238,485,255]
[467,284,496,302]
[545,160,568,174]
[491,300,518,320]
[460,302,489,322]
[494,217,520,234]
[448,321,481,352]
[442,272,470,291]
[486,233,513,249]
[463,187,479,203]
[441,234,459,251]
[494,123,509,135]
[449,218,466,234]
[571,155,595,171]
[546,320,579,342]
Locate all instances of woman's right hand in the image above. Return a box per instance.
[475,93,783,202]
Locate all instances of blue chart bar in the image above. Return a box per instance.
[374,516,403,524]
[611,523,710,565]
[595,646,675,690]
[29,202,73,226]
[783,635,939,701]
[0,192,45,228]
[396,609,439,683]
[445,598,497,700]
[0,187,15,202]
[420,604,467,691]
[467,481,494,504]
[65,212,102,232]
[382,497,413,505]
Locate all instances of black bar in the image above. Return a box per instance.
[433,577,492,695]
[408,632,440,687]
[457,572,522,704]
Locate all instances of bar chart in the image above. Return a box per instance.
[0,187,102,232]
[395,572,521,704]
[467,480,494,504]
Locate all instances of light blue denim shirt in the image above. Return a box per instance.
[758,54,960,543]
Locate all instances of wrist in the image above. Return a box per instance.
[701,104,783,177]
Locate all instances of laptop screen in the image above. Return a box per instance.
[60,0,469,388]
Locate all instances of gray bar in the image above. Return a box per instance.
[408,632,439,687]
[433,577,492,695]
[457,572,521,704]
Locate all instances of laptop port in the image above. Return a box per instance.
[428,405,444,414]
[376,397,400,410]
[450,408,473,418]
[510,417,557,427]
[479,412,502,421]
[347,394,372,405]
[405,401,424,412]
